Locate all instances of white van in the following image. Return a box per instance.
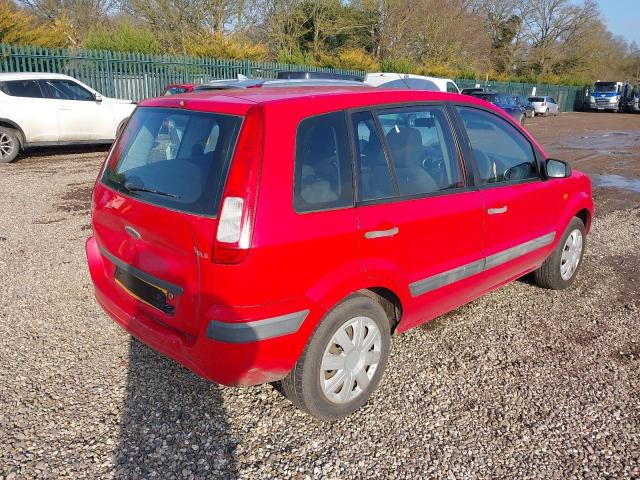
[364,72,460,93]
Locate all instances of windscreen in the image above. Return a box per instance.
[102,107,242,216]
[594,82,617,93]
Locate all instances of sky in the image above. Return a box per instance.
[594,0,640,46]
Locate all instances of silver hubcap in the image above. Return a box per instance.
[560,229,583,280]
[0,133,15,159]
[320,316,381,404]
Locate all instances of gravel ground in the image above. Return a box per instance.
[1,115,640,479]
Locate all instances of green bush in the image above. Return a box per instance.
[84,21,159,54]
[381,57,415,73]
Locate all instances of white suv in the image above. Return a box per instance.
[0,73,135,163]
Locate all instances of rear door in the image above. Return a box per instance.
[353,104,486,330]
[0,79,58,143]
[40,79,114,141]
[93,107,242,335]
[454,105,563,294]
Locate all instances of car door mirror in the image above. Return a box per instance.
[546,158,571,178]
[93,93,103,102]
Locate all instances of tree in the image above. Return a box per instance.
[0,0,72,46]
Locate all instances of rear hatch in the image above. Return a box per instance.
[92,106,243,335]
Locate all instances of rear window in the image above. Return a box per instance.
[163,87,189,96]
[529,97,544,102]
[0,80,43,98]
[293,111,353,213]
[102,107,242,216]
[474,93,498,103]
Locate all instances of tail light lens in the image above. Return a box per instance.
[541,102,546,106]
[217,197,244,243]
[213,106,264,264]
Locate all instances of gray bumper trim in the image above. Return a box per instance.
[409,231,556,297]
[206,310,310,343]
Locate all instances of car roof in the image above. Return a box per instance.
[141,87,495,115]
[0,72,75,81]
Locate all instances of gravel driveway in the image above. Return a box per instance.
[1,116,639,479]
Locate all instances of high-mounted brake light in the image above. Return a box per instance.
[212,106,264,264]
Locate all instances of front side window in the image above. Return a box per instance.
[0,80,43,98]
[376,106,464,196]
[457,106,539,185]
[43,79,94,101]
[102,107,242,216]
[293,111,353,213]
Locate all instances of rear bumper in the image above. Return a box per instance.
[86,235,320,386]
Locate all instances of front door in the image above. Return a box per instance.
[352,105,486,331]
[454,105,564,295]
[40,78,114,141]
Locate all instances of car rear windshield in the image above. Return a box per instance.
[102,107,242,216]
[473,93,498,102]
[528,97,544,102]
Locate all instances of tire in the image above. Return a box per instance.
[519,114,525,126]
[543,108,549,117]
[533,217,586,290]
[0,126,20,163]
[281,295,391,420]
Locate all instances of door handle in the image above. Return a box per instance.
[487,206,508,215]
[364,227,399,239]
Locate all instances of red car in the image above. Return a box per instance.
[86,88,593,419]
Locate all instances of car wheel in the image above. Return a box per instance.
[519,114,525,126]
[533,217,586,290]
[0,126,20,163]
[281,295,391,420]
[543,108,549,117]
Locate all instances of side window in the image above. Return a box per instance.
[457,106,539,185]
[549,98,556,104]
[0,80,43,98]
[43,80,94,101]
[377,106,464,196]
[351,110,395,202]
[446,82,458,93]
[293,112,353,213]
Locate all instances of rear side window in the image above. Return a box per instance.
[0,80,43,98]
[293,112,353,213]
[457,106,539,185]
[102,107,242,216]
[351,110,395,202]
[377,106,464,196]
[446,82,458,93]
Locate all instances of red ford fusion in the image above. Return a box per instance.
[86,88,593,419]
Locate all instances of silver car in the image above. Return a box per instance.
[528,96,560,116]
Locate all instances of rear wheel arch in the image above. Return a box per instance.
[575,208,591,231]
[357,287,403,333]
[0,119,25,148]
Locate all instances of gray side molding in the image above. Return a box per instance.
[206,310,310,343]
[409,231,556,297]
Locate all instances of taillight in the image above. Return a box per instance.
[541,102,546,106]
[212,106,264,264]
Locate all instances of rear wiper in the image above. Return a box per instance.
[123,182,180,199]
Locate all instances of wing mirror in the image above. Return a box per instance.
[545,158,572,178]
[93,93,103,102]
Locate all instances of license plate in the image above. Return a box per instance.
[114,267,175,315]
